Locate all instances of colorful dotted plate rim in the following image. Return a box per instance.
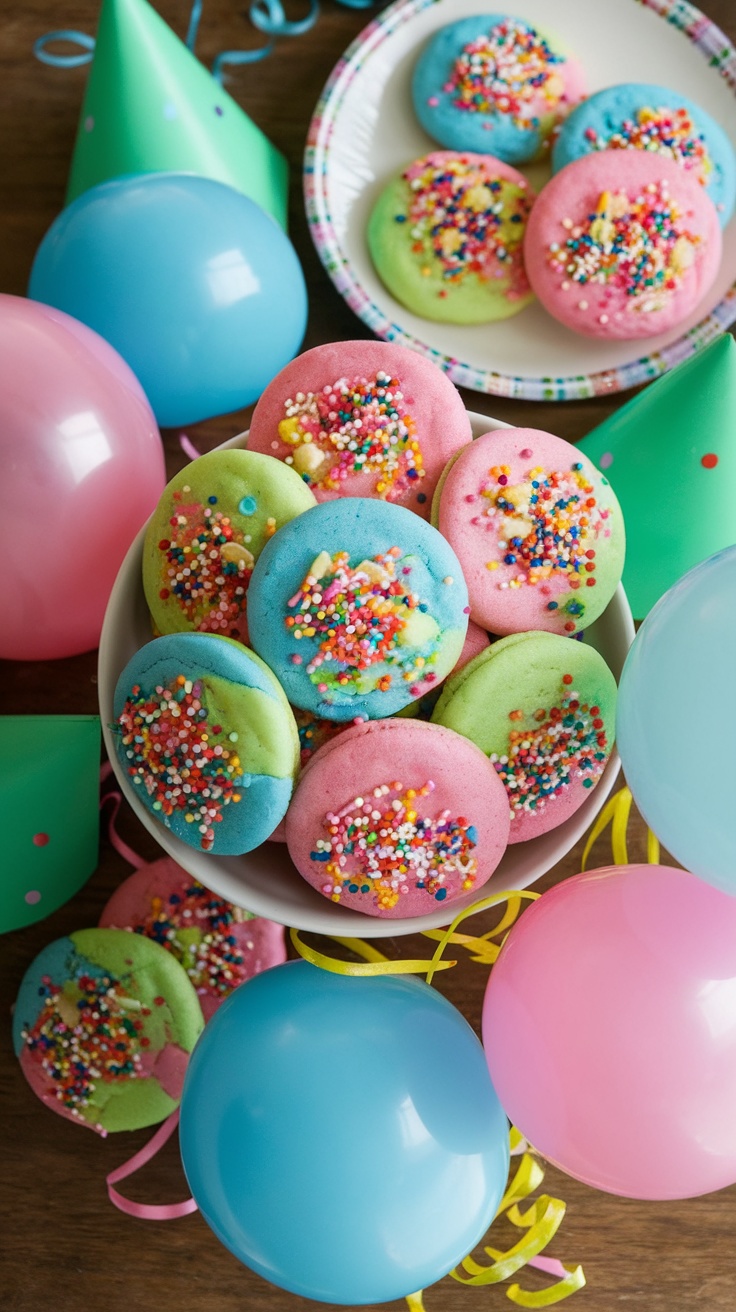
[304,0,736,401]
[98,415,635,937]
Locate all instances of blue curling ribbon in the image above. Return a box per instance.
[35,0,375,75]
[33,29,95,67]
[212,42,277,83]
[249,0,320,38]
[185,0,204,49]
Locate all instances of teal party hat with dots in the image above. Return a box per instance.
[0,717,101,932]
[66,0,288,228]
[577,334,736,619]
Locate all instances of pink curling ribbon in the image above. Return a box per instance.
[106,1110,198,1220]
[99,777,197,1219]
[178,431,201,461]
[99,788,146,869]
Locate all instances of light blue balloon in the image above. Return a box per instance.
[28,172,307,427]
[180,960,510,1304]
[617,545,736,893]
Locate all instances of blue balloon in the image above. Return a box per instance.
[28,173,307,427]
[180,960,510,1304]
[617,545,736,894]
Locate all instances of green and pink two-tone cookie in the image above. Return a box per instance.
[432,631,618,842]
[13,928,204,1134]
[368,150,535,324]
[433,426,625,635]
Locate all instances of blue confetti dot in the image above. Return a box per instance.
[239,496,257,516]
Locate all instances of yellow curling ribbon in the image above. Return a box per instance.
[289,890,538,982]
[581,786,661,870]
[421,893,529,966]
[409,1131,585,1310]
[288,928,456,975]
[423,891,540,985]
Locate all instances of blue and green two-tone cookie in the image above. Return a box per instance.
[112,632,299,854]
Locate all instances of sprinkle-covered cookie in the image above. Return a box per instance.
[245,340,472,518]
[99,858,287,1020]
[551,83,736,226]
[112,633,300,854]
[432,631,617,843]
[247,498,469,721]
[524,151,722,339]
[367,151,535,324]
[412,15,585,162]
[434,427,624,636]
[143,449,316,644]
[285,718,509,917]
[12,927,204,1134]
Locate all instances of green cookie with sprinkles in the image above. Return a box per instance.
[367,150,535,323]
[432,630,617,843]
[142,447,316,644]
[13,928,204,1134]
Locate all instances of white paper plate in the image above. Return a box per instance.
[305,0,736,400]
[99,413,635,935]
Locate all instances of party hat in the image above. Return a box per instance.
[577,334,736,619]
[0,717,101,933]
[66,0,288,229]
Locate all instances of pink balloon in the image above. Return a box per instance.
[0,295,165,660]
[483,864,736,1199]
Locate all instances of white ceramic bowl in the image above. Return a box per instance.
[99,412,635,935]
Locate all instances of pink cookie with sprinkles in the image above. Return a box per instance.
[245,340,472,520]
[434,427,624,636]
[412,15,586,163]
[524,150,722,339]
[285,718,510,917]
[143,448,316,644]
[269,623,490,842]
[99,858,287,1020]
[432,631,617,843]
[367,151,535,324]
[12,928,204,1134]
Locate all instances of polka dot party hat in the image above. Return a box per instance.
[578,333,736,618]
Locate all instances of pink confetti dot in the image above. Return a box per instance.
[599,452,613,470]
[32,833,50,847]
[84,116,94,132]
[24,890,41,905]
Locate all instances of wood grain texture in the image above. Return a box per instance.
[2,2,735,1309]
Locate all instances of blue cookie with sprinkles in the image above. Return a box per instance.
[246,499,470,721]
[432,631,618,843]
[551,84,736,227]
[143,448,317,645]
[112,632,300,854]
[412,15,586,163]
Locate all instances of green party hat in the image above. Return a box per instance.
[578,334,736,619]
[0,717,101,933]
[66,0,288,229]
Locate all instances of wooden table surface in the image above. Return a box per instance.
[3,2,736,1308]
